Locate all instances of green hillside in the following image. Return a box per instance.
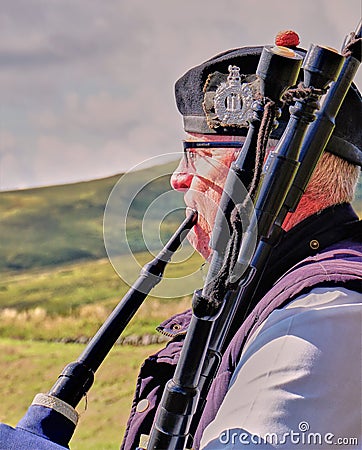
[0,163,360,275]
[0,338,158,450]
[0,160,182,272]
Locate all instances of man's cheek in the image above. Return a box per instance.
[187,226,211,259]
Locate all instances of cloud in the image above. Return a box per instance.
[0,128,180,191]
[0,0,360,191]
[0,131,17,153]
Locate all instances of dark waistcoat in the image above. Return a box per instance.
[121,205,362,450]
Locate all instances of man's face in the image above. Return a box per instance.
[170,134,242,260]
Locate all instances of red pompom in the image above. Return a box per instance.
[275,30,300,48]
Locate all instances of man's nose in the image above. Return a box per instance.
[170,162,193,191]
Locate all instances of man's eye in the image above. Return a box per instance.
[188,150,198,160]
[184,149,199,165]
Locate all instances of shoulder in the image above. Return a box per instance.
[200,288,362,448]
[233,286,362,410]
[242,286,362,364]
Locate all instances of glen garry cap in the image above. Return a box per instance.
[175,36,362,166]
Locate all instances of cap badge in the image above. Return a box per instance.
[203,65,259,131]
[214,65,254,126]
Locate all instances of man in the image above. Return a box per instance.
[122,31,361,449]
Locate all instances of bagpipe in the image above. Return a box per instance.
[0,21,361,450]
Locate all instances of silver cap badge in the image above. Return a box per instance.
[214,65,255,127]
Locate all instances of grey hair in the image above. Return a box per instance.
[305,152,360,204]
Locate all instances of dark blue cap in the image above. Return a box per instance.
[175,45,362,166]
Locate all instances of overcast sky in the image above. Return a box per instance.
[1,0,361,191]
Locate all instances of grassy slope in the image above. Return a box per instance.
[0,160,181,271]
[0,338,159,450]
[0,251,202,341]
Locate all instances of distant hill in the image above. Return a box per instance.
[0,160,183,272]
[0,162,360,273]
